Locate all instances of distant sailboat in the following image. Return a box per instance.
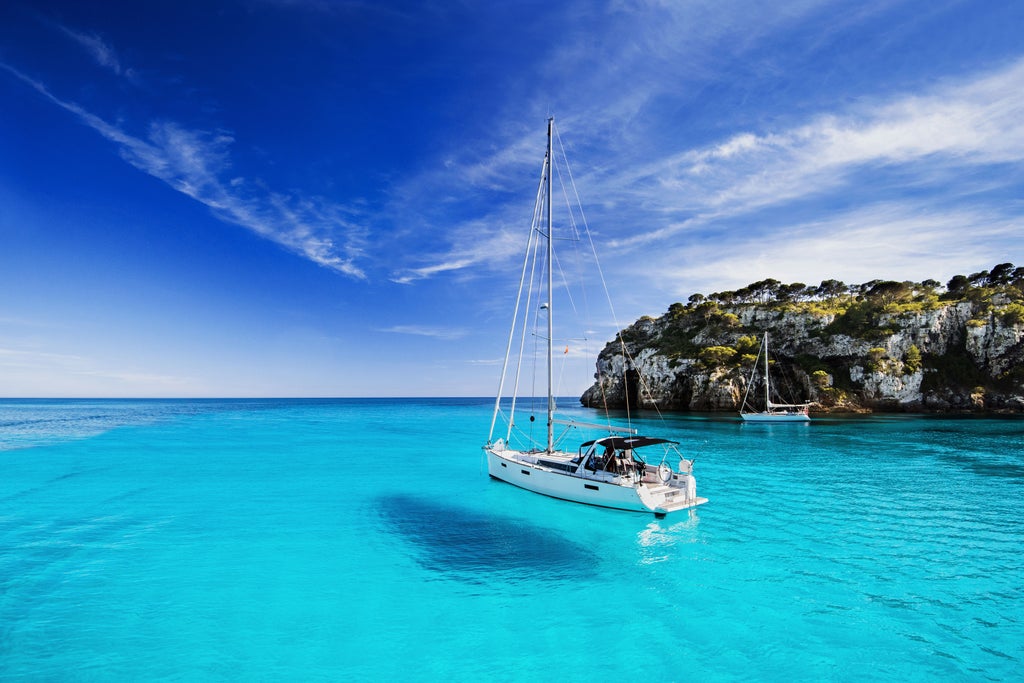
[482,118,707,517]
[739,332,811,422]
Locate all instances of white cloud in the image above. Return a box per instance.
[645,202,1023,298]
[378,325,468,340]
[0,346,87,367]
[389,216,528,284]
[58,25,124,75]
[0,345,196,396]
[1,63,368,279]
[74,369,194,387]
[613,57,1024,248]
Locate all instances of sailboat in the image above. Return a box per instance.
[482,118,707,517]
[739,332,811,422]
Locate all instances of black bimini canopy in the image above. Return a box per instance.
[580,435,678,450]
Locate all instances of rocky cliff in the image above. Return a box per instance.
[580,268,1024,413]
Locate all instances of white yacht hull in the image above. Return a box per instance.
[740,411,810,422]
[485,447,706,516]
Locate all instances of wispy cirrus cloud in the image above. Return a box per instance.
[0,345,195,395]
[390,258,476,285]
[378,325,468,340]
[388,206,533,285]
[610,57,1024,248]
[1,62,368,279]
[649,202,1023,298]
[54,23,138,81]
[0,346,87,367]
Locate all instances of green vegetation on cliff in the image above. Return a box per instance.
[588,263,1024,413]
[634,263,1024,360]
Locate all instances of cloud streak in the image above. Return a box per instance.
[0,345,195,395]
[649,202,1023,297]
[1,62,368,279]
[611,57,1024,248]
[389,217,528,285]
[379,325,468,340]
[57,24,130,77]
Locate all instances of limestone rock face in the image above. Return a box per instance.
[580,299,1024,413]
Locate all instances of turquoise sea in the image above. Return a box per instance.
[1,398,1022,681]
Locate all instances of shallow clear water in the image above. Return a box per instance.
[1,398,1022,680]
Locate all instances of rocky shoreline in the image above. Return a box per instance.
[581,269,1024,414]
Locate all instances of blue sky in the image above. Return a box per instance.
[2,0,1022,398]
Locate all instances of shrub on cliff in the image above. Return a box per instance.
[735,335,759,355]
[904,345,922,373]
[720,312,740,327]
[1000,303,1024,325]
[825,300,876,337]
[866,347,887,372]
[698,346,737,368]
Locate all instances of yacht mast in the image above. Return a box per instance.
[764,331,770,410]
[546,117,555,453]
